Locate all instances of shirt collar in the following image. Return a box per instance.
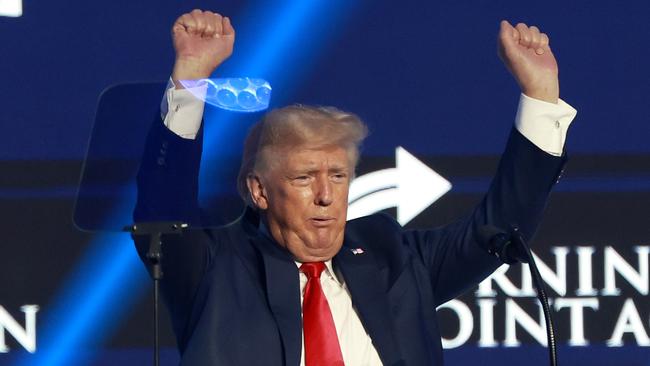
[294,260,341,285]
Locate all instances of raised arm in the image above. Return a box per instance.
[132,11,236,347]
[407,21,575,305]
[134,10,236,223]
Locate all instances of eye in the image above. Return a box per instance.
[292,175,311,185]
[331,173,348,182]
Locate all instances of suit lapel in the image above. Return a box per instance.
[334,242,403,365]
[246,211,403,366]
[251,234,302,366]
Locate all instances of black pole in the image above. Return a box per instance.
[510,227,558,366]
[128,222,187,366]
[153,278,160,366]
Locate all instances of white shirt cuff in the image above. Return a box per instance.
[514,93,577,156]
[160,78,207,140]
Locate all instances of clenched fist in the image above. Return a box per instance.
[171,9,235,87]
[498,21,559,103]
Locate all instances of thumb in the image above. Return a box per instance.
[497,20,519,63]
[222,16,235,37]
[498,20,518,48]
[172,23,188,37]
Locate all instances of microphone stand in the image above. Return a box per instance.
[510,227,558,366]
[480,225,558,366]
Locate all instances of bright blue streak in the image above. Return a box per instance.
[202,0,337,152]
[237,0,326,76]
[14,232,148,366]
[200,0,358,198]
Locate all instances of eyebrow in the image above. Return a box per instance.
[288,165,349,175]
[328,166,348,173]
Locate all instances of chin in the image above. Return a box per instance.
[295,242,339,262]
[316,240,343,255]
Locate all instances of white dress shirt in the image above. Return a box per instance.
[295,260,384,365]
[159,80,577,365]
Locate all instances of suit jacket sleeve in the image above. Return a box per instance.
[401,128,566,305]
[132,115,216,348]
[133,116,203,224]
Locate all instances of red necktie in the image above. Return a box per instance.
[300,262,345,366]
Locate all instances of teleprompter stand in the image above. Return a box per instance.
[127,222,187,366]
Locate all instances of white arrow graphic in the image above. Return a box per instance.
[347,147,452,225]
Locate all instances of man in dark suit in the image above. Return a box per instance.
[134,9,576,365]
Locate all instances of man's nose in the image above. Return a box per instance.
[314,176,333,206]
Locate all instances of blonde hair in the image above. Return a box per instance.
[237,104,368,204]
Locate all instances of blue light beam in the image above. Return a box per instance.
[199,0,363,197]
[14,231,149,366]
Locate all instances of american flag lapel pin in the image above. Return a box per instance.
[351,248,364,255]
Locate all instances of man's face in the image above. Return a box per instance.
[248,145,351,262]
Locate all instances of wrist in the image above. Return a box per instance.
[171,58,215,88]
[522,83,559,104]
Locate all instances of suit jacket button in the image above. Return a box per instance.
[157,157,166,166]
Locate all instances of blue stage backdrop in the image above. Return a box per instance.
[1,0,649,365]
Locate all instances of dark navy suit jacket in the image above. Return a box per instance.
[134,119,566,365]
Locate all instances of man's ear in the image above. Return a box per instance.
[246,174,269,210]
